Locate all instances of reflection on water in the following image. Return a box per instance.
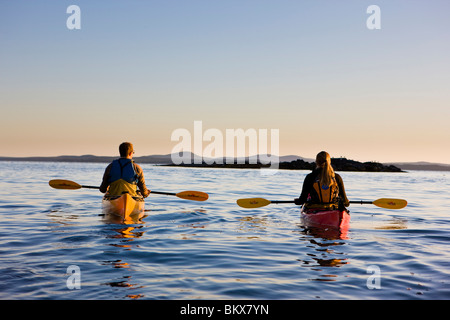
[46,204,80,227]
[238,216,269,229]
[102,211,148,225]
[102,260,130,269]
[375,217,408,230]
[44,204,149,299]
[298,225,349,282]
[101,274,145,300]
[236,215,270,240]
[301,225,349,240]
[100,214,148,298]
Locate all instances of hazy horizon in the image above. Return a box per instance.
[1,152,450,165]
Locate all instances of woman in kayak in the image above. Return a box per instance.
[295,151,349,210]
[100,142,151,198]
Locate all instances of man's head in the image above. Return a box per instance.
[119,142,134,158]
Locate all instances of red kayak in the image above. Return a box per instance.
[301,207,350,230]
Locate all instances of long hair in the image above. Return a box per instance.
[316,151,335,186]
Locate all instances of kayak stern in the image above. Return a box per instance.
[102,193,145,221]
[301,207,350,230]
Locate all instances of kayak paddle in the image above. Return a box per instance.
[236,197,407,210]
[236,198,293,209]
[49,179,209,202]
[349,198,407,210]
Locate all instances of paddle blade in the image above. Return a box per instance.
[236,198,271,208]
[49,179,82,190]
[373,198,408,210]
[176,191,209,202]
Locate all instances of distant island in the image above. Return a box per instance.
[166,157,404,172]
[1,153,449,171]
[384,162,450,172]
[0,154,173,164]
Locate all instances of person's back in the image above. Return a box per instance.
[296,151,349,210]
[106,157,139,196]
[100,142,150,198]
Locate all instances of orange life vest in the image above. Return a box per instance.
[308,176,340,209]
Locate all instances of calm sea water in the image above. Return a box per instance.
[0,161,449,300]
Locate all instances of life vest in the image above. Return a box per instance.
[307,176,340,209]
[107,158,139,196]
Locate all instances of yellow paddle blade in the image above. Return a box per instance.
[236,198,272,208]
[176,191,209,202]
[49,179,82,190]
[373,198,408,210]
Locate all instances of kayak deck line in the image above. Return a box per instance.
[103,194,144,201]
[102,193,145,222]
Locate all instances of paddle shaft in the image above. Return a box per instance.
[349,200,373,205]
[149,191,177,196]
[271,200,373,204]
[263,200,384,205]
[270,200,296,204]
[80,185,100,189]
[80,184,176,196]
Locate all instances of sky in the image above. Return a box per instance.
[1,0,449,163]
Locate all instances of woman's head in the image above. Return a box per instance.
[316,151,331,168]
[316,151,335,186]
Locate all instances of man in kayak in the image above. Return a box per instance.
[100,142,151,198]
[295,151,349,210]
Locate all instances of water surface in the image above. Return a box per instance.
[0,161,449,299]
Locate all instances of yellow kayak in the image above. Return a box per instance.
[102,193,145,221]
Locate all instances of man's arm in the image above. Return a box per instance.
[99,163,112,193]
[134,163,150,197]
